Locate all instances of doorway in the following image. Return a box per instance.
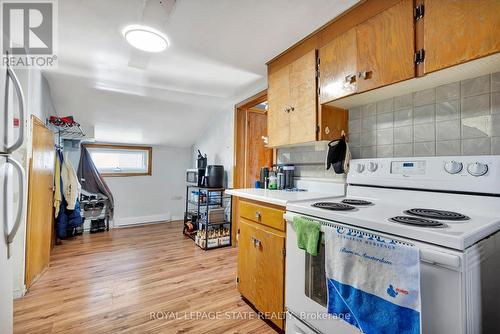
[25,116,54,288]
[232,90,273,244]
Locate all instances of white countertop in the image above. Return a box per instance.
[225,188,336,206]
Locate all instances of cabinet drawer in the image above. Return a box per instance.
[239,200,285,231]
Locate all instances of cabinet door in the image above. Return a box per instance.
[267,64,290,147]
[319,28,358,104]
[424,0,500,74]
[356,0,414,93]
[253,224,285,329]
[237,219,258,305]
[289,50,318,145]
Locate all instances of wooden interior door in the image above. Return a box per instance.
[356,0,414,93]
[25,116,54,288]
[424,0,500,74]
[245,109,273,188]
[289,49,317,145]
[237,219,258,305]
[253,223,285,329]
[267,64,290,147]
[319,28,358,103]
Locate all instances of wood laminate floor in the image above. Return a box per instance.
[14,221,277,334]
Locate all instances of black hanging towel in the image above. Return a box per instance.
[326,131,350,174]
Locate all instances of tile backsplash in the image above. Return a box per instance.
[277,143,345,180]
[348,72,500,158]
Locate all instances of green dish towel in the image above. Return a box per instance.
[293,216,321,256]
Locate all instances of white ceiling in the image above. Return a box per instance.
[43,0,359,147]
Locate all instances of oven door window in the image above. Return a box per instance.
[305,232,327,307]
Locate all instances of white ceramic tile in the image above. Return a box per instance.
[349,119,361,133]
[492,137,500,155]
[413,105,435,124]
[376,128,393,145]
[394,93,412,110]
[377,145,393,158]
[349,132,361,147]
[349,107,362,120]
[414,123,435,142]
[376,112,393,129]
[394,108,413,127]
[461,94,491,118]
[492,114,500,137]
[376,98,393,114]
[462,137,491,156]
[492,72,500,92]
[436,82,460,102]
[436,140,461,156]
[362,116,376,131]
[461,116,492,139]
[436,100,460,121]
[361,146,376,158]
[413,88,436,107]
[394,144,413,157]
[361,130,376,146]
[361,103,376,118]
[414,142,436,157]
[492,91,500,114]
[461,74,490,97]
[394,126,413,144]
[350,146,361,159]
[436,120,461,141]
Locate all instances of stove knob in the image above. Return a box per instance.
[444,161,463,174]
[356,163,365,173]
[367,162,378,172]
[467,162,488,177]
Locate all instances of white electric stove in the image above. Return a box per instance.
[285,156,500,334]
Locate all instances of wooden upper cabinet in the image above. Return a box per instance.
[268,50,318,147]
[423,0,500,74]
[356,0,415,93]
[267,64,290,147]
[289,50,317,145]
[319,28,358,104]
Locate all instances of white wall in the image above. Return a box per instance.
[103,145,191,227]
[192,109,234,188]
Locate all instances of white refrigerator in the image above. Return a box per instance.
[1,61,26,334]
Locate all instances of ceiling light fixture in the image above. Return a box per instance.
[122,25,169,53]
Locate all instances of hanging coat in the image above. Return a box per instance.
[61,153,81,210]
[54,150,63,218]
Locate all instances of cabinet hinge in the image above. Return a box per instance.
[316,125,320,134]
[414,4,425,21]
[316,57,320,79]
[282,249,286,257]
[236,277,240,283]
[317,86,321,97]
[414,49,425,65]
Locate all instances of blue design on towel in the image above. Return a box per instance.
[328,279,420,334]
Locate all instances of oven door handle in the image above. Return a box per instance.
[420,249,460,268]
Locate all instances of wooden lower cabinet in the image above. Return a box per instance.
[237,199,286,330]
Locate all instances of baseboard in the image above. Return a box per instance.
[13,286,26,299]
[113,213,172,227]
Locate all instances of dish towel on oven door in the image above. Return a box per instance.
[325,227,421,334]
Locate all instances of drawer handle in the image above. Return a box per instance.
[255,211,261,220]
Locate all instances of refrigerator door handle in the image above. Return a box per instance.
[5,66,25,154]
[4,156,25,258]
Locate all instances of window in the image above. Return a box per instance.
[85,144,152,177]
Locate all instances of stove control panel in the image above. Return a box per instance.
[348,156,500,195]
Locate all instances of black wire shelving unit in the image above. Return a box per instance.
[183,185,232,250]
